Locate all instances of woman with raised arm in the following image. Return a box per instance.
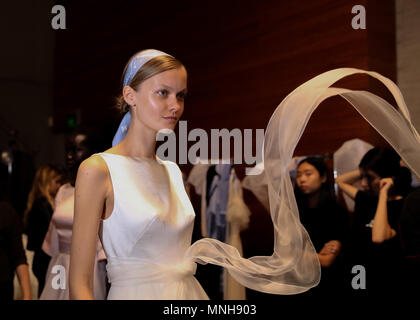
[335,147,412,293]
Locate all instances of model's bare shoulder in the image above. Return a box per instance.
[76,154,110,190]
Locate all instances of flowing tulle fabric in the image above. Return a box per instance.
[185,68,420,295]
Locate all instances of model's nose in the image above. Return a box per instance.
[168,95,183,114]
[170,102,181,114]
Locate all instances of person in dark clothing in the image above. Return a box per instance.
[7,143,36,219]
[24,165,62,297]
[399,186,420,289]
[0,163,31,300]
[294,157,349,295]
[336,147,412,294]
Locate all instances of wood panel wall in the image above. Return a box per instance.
[53,1,396,156]
[396,0,420,131]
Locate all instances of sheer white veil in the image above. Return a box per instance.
[186,68,420,294]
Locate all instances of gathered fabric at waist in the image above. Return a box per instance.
[106,256,197,287]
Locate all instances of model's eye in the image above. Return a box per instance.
[157,89,168,96]
[177,92,187,100]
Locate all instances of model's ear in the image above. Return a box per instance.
[321,175,327,183]
[122,85,136,107]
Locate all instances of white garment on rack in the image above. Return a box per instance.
[187,163,250,299]
[224,169,250,299]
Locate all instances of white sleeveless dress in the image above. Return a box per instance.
[96,153,209,300]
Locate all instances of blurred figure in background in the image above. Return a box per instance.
[399,178,420,290]
[24,164,63,297]
[39,129,108,300]
[6,139,36,220]
[0,163,31,300]
[294,157,349,296]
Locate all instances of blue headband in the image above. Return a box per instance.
[112,49,172,147]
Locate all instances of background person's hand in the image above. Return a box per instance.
[319,240,341,255]
[379,177,394,195]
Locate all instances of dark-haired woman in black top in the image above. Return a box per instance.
[295,157,349,295]
[336,147,412,294]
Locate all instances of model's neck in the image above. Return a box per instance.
[118,119,157,159]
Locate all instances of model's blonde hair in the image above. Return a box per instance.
[115,54,185,114]
[24,165,60,224]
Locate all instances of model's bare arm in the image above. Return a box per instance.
[69,156,107,300]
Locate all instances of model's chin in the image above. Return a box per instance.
[159,122,178,131]
[156,124,177,134]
